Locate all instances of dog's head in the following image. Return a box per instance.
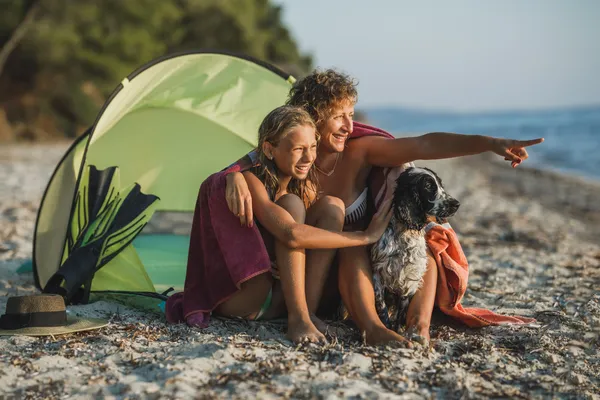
[392,167,460,230]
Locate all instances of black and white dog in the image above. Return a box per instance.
[370,167,460,332]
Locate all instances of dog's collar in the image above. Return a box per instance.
[424,221,452,233]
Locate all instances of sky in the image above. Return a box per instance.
[274,0,600,112]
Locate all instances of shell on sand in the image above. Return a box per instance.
[0,143,599,399]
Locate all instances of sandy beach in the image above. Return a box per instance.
[1,142,599,399]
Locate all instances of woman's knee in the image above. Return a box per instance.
[276,194,306,223]
[425,248,437,273]
[426,248,436,264]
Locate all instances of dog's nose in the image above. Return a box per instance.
[448,198,460,210]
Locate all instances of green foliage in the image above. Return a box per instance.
[0,0,311,139]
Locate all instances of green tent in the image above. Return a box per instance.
[33,51,295,303]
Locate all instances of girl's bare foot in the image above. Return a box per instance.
[309,313,328,334]
[287,316,327,344]
[365,325,411,347]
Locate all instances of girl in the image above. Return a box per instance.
[173,105,393,344]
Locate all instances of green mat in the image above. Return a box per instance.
[132,233,189,292]
[16,260,33,274]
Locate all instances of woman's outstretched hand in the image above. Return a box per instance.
[365,197,394,243]
[489,137,544,168]
[225,172,254,227]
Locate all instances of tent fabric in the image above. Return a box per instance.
[33,51,294,300]
[34,133,88,289]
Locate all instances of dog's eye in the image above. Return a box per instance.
[421,180,438,200]
[424,180,435,190]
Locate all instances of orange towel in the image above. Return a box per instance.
[425,222,535,328]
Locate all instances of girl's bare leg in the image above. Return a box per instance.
[274,194,326,343]
[405,249,437,345]
[215,194,329,345]
[338,246,410,346]
[304,195,345,331]
[214,272,274,319]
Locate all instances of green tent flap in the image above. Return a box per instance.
[33,51,294,300]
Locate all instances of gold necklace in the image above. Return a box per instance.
[315,153,340,177]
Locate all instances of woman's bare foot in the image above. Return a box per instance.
[405,323,430,347]
[309,313,328,334]
[286,316,327,344]
[365,325,411,347]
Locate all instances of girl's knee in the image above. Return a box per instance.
[318,195,346,229]
[321,195,345,210]
[276,194,306,223]
[322,195,345,214]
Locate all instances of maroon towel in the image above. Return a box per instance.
[165,167,271,327]
[352,121,394,139]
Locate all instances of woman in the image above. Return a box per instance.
[226,70,544,346]
[169,105,393,344]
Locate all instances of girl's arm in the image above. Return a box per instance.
[361,133,544,168]
[243,171,392,249]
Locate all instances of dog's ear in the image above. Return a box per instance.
[393,172,428,230]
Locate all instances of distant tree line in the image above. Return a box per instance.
[0,0,312,141]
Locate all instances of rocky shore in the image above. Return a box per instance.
[1,142,598,399]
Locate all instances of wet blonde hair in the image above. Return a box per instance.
[255,105,319,205]
[286,69,358,126]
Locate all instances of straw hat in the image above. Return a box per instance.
[0,294,108,336]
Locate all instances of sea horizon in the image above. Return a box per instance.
[364,104,600,182]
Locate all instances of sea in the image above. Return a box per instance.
[364,105,600,181]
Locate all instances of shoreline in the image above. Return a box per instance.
[1,142,599,398]
[523,162,600,187]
